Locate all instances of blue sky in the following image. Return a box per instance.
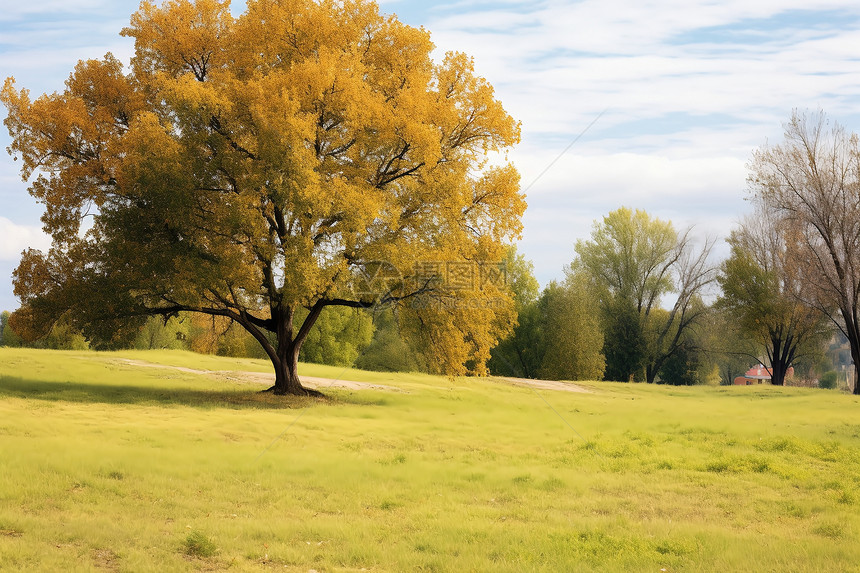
[3,0,860,312]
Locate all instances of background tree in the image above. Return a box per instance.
[2,310,89,350]
[487,246,542,378]
[487,302,543,378]
[2,0,524,395]
[354,308,428,373]
[133,315,190,351]
[1,310,23,347]
[749,110,860,394]
[488,257,604,381]
[537,270,605,381]
[575,207,716,383]
[600,297,645,381]
[659,338,702,385]
[717,208,830,386]
[699,308,759,385]
[182,313,268,357]
[37,319,90,351]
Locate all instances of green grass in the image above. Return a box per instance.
[1,347,859,571]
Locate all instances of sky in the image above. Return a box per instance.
[3,0,860,312]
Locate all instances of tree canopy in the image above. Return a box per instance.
[1,0,524,395]
[537,271,605,382]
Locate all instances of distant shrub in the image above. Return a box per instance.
[819,371,838,390]
[183,531,216,558]
[355,310,426,373]
[36,320,89,351]
[133,316,188,351]
[812,522,843,539]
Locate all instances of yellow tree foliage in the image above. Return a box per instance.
[2,0,524,395]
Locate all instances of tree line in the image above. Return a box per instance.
[492,110,859,392]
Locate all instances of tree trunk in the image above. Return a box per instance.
[842,310,860,395]
[646,363,657,384]
[850,340,860,395]
[261,305,326,397]
[269,341,323,397]
[770,360,786,386]
[767,329,795,387]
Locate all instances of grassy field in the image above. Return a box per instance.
[1,347,859,572]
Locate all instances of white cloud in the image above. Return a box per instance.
[0,217,50,261]
[0,1,106,19]
[510,149,749,281]
[425,0,860,131]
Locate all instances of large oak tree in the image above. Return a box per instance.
[1,0,524,395]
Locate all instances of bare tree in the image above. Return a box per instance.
[718,205,830,386]
[749,110,860,394]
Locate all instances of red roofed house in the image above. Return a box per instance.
[733,364,794,385]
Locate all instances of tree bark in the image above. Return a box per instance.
[264,304,325,397]
[849,332,860,395]
[838,307,860,395]
[270,345,322,396]
[770,361,786,386]
[646,363,657,384]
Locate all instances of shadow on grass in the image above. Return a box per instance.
[0,375,323,410]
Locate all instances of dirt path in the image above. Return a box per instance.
[112,358,402,392]
[107,358,592,394]
[501,377,594,393]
